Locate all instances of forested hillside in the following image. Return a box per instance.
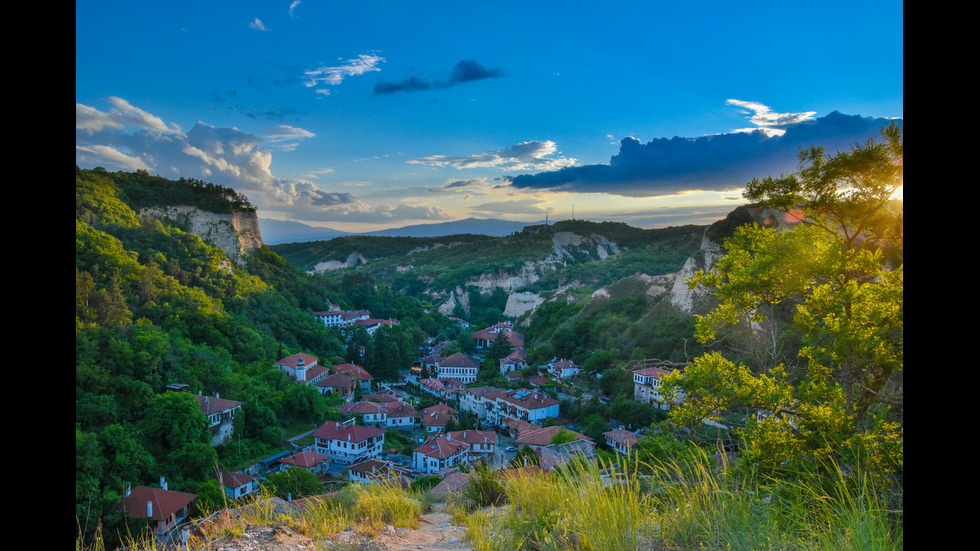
[75,167,461,547]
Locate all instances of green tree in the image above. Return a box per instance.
[670,124,903,479]
[262,467,323,500]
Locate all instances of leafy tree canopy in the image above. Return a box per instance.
[668,124,903,481]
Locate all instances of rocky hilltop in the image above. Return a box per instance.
[140,205,264,265]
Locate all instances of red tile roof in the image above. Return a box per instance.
[121,486,197,521]
[195,394,242,415]
[274,353,318,369]
[415,435,469,459]
[279,450,329,469]
[603,429,641,446]
[335,363,374,380]
[313,420,385,443]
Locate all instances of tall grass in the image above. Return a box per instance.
[460,449,902,551]
[462,456,656,551]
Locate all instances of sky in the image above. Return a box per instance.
[76,1,903,234]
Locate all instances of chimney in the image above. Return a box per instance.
[124,482,131,497]
[160,477,167,490]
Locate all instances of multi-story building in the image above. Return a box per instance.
[413,433,470,474]
[486,389,560,427]
[458,386,504,423]
[275,353,329,386]
[312,419,386,466]
[434,352,481,384]
[632,366,681,409]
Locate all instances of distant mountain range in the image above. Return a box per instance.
[259,217,544,244]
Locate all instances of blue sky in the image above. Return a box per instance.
[76,1,903,233]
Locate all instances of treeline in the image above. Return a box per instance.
[74,168,457,548]
[80,166,255,214]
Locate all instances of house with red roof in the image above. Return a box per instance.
[218,469,259,500]
[275,353,329,386]
[120,484,197,538]
[486,389,560,427]
[632,366,682,409]
[342,458,412,485]
[339,400,388,426]
[316,372,356,402]
[421,403,459,433]
[278,450,331,475]
[603,429,642,455]
[334,363,374,393]
[547,358,582,379]
[383,400,417,430]
[434,352,481,384]
[312,419,386,465]
[413,434,470,474]
[515,425,592,449]
[499,347,528,376]
[447,430,497,456]
[194,392,243,446]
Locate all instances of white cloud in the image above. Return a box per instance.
[76,97,180,135]
[289,1,301,18]
[75,97,456,227]
[725,99,816,136]
[304,54,385,92]
[265,124,315,141]
[408,140,578,171]
[249,18,269,31]
[75,144,151,172]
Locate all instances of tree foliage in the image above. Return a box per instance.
[668,124,903,480]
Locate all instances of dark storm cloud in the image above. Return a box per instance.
[507,112,902,198]
[374,59,504,95]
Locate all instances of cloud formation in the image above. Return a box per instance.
[374,59,503,95]
[409,140,577,172]
[508,108,901,198]
[304,54,385,95]
[74,98,450,225]
[725,99,817,136]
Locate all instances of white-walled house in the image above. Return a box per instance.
[413,434,470,474]
[195,393,243,446]
[547,359,581,379]
[486,389,560,427]
[334,363,374,393]
[275,353,329,386]
[435,352,481,384]
[603,429,641,455]
[218,469,258,500]
[459,386,504,422]
[633,366,682,409]
[447,430,497,456]
[384,400,417,430]
[339,401,388,426]
[312,420,386,465]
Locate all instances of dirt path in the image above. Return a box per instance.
[364,505,472,551]
[208,504,473,551]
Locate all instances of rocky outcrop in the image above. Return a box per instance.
[139,205,264,265]
[668,230,726,315]
[313,251,367,272]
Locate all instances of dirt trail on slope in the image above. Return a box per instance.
[208,503,473,551]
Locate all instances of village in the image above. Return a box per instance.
[120,308,684,541]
